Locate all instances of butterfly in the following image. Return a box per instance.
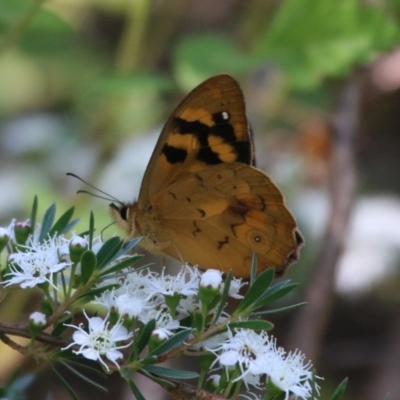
[110,75,303,277]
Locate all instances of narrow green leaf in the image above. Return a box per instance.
[88,211,94,249]
[148,329,192,357]
[61,219,80,234]
[126,378,146,400]
[194,311,204,334]
[251,302,307,316]
[253,283,298,309]
[114,237,143,259]
[139,368,176,389]
[60,361,108,393]
[99,255,143,277]
[48,362,79,400]
[59,358,107,379]
[81,250,97,285]
[96,237,123,269]
[39,203,56,243]
[212,270,232,325]
[134,319,156,359]
[330,377,348,400]
[30,195,38,235]
[49,206,75,237]
[141,355,158,365]
[236,268,275,313]
[228,320,274,331]
[143,365,199,380]
[250,252,257,286]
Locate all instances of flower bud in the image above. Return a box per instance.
[0,227,10,253]
[14,221,31,245]
[69,236,88,263]
[29,311,47,338]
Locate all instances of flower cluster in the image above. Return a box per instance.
[211,329,320,399]
[0,214,321,400]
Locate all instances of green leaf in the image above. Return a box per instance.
[253,0,400,89]
[48,362,79,400]
[134,319,156,360]
[80,250,97,285]
[250,252,257,286]
[148,329,193,357]
[330,377,348,400]
[174,34,257,90]
[143,365,198,380]
[76,284,120,303]
[236,268,275,313]
[126,377,146,400]
[29,195,38,235]
[251,302,307,316]
[194,311,204,334]
[212,270,232,325]
[139,368,176,389]
[39,203,56,243]
[88,211,94,249]
[253,283,298,309]
[56,357,106,379]
[114,237,143,259]
[99,255,143,277]
[96,237,123,270]
[60,361,108,393]
[49,206,75,237]
[228,320,274,331]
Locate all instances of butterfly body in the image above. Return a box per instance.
[110,75,303,277]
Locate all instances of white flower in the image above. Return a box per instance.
[212,329,273,383]
[140,307,180,337]
[0,219,15,242]
[63,311,133,371]
[115,294,144,318]
[224,277,247,299]
[95,271,155,313]
[29,311,47,325]
[146,265,200,298]
[266,347,318,400]
[3,236,71,289]
[200,269,222,289]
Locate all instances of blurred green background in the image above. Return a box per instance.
[1,0,400,399]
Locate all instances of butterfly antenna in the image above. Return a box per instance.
[66,172,123,204]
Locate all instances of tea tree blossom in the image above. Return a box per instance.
[3,236,71,289]
[63,311,133,371]
[266,347,317,400]
[211,329,318,399]
[146,265,200,298]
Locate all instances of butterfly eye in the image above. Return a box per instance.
[119,206,128,221]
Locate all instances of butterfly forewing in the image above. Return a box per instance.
[138,75,254,208]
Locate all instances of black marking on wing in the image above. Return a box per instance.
[197,208,206,218]
[168,191,177,200]
[217,236,230,250]
[162,143,187,164]
[192,222,201,237]
[172,117,252,165]
[212,111,230,124]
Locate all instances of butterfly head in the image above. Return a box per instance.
[110,202,137,236]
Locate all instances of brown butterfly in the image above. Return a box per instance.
[110,75,303,277]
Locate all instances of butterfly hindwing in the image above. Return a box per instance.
[150,163,301,276]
